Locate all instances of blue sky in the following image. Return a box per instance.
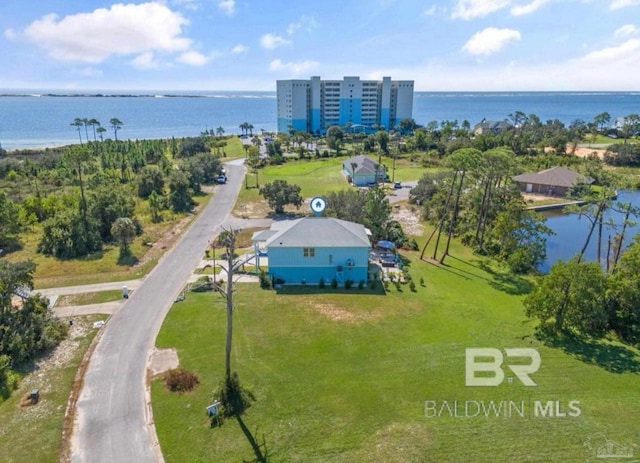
[1,0,639,91]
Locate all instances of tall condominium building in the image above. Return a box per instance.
[276,76,414,134]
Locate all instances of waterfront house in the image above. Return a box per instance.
[252,217,371,285]
[473,119,513,135]
[512,166,594,196]
[342,155,386,186]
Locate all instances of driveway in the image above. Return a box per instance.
[71,159,246,463]
[387,180,417,203]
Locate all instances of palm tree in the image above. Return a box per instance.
[148,190,162,223]
[251,136,262,149]
[247,123,254,137]
[96,126,107,142]
[88,118,101,141]
[216,126,225,138]
[71,118,84,144]
[82,118,90,142]
[110,117,123,141]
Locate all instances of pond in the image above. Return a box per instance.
[541,190,640,272]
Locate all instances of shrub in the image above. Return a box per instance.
[409,280,417,292]
[358,280,365,289]
[319,277,326,289]
[394,281,402,292]
[370,280,378,290]
[344,279,354,289]
[164,368,200,392]
[258,269,271,289]
[190,276,213,292]
[331,278,338,289]
[420,277,425,287]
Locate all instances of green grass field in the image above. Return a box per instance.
[152,239,640,462]
[55,289,124,307]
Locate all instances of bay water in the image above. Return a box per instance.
[1,90,640,150]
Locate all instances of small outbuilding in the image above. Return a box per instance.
[252,217,371,285]
[512,166,594,196]
[342,155,387,187]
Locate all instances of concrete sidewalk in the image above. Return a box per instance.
[36,278,144,297]
[54,301,122,317]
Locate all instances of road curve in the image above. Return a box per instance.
[71,159,246,463]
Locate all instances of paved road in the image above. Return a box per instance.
[71,159,246,463]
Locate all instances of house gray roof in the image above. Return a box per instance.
[512,166,594,188]
[473,119,513,134]
[260,217,371,248]
[343,155,380,176]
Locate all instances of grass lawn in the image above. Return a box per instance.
[152,238,640,462]
[0,314,106,463]
[55,289,124,307]
[235,157,431,218]
[220,136,247,159]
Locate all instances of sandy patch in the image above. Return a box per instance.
[148,347,179,377]
[363,422,431,462]
[4,317,98,446]
[391,205,424,236]
[571,146,606,159]
[312,303,379,323]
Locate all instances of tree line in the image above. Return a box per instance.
[0,260,68,398]
[0,134,226,261]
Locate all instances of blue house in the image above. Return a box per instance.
[342,155,387,187]
[252,217,371,285]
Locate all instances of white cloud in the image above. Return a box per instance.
[452,0,511,20]
[463,27,521,55]
[260,33,291,49]
[269,59,318,74]
[172,0,200,11]
[4,28,16,40]
[286,16,319,35]
[231,44,248,54]
[131,51,163,70]
[218,0,235,16]
[510,0,550,16]
[21,2,191,63]
[610,0,640,9]
[578,38,640,63]
[422,5,438,16]
[74,67,104,78]
[614,24,638,38]
[177,50,209,65]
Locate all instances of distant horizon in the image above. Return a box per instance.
[2,88,640,95]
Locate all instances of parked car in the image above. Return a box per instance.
[216,174,227,184]
[393,181,402,189]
